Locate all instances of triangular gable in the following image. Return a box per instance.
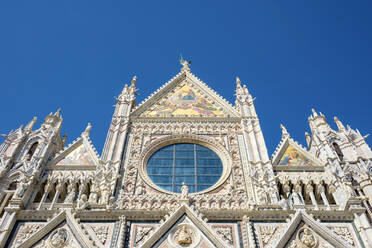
[131,70,239,118]
[274,210,352,248]
[48,133,99,169]
[272,132,324,169]
[141,203,228,248]
[16,210,93,248]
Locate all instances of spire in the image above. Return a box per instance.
[25,116,37,131]
[305,132,311,147]
[236,76,242,87]
[334,116,346,131]
[131,76,137,86]
[311,108,318,118]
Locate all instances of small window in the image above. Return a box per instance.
[27,142,38,160]
[332,142,344,161]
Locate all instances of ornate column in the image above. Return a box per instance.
[305,183,318,210]
[241,216,256,248]
[37,181,52,210]
[0,211,16,247]
[116,215,127,248]
[316,183,330,210]
[292,183,304,206]
[49,181,62,210]
[354,213,372,247]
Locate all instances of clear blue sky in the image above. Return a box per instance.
[0,1,371,156]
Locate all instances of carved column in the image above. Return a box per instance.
[0,211,16,247]
[49,181,62,210]
[359,177,372,207]
[116,215,127,248]
[305,183,318,210]
[37,182,52,210]
[316,184,330,210]
[292,183,304,205]
[354,213,372,247]
[241,216,255,248]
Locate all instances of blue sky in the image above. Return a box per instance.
[0,1,371,155]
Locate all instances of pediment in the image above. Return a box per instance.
[141,204,228,248]
[131,70,239,119]
[14,210,93,248]
[272,135,324,170]
[48,135,99,169]
[274,210,352,248]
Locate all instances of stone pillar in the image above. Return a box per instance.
[317,184,331,210]
[37,182,52,210]
[241,216,256,248]
[117,215,127,248]
[293,183,304,205]
[360,178,372,207]
[49,182,62,210]
[0,211,16,247]
[354,213,372,247]
[306,183,318,210]
[0,193,12,216]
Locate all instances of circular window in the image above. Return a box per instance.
[146,143,223,193]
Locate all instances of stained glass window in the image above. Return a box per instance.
[147,143,223,193]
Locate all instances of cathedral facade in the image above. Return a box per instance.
[0,62,371,247]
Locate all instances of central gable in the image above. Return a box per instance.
[131,70,239,118]
[143,83,225,117]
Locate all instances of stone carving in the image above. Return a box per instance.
[14,224,42,246]
[259,225,278,246]
[181,182,189,199]
[48,228,68,248]
[135,226,153,245]
[13,173,33,199]
[328,226,354,246]
[214,226,233,245]
[76,194,88,210]
[297,227,318,248]
[175,225,192,245]
[64,182,76,204]
[91,225,109,245]
[168,223,200,248]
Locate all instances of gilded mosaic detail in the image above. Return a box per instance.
[145,84,224,117]
[279,145,315,166]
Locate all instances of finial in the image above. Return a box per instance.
[25,116,37,131]
[236,77,241,86]
[334,116,345,131]
[311,108,318,117]
[131,76,137,86]
[280,124,289,137]
[62,133,68,145]
[179,55,191,72]
[54,108,61,117]
[82,123,92,137]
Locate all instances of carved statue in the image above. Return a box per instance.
[14,173,31,199]
[88,183,99,204]
[180,182,189,199]
[176,226,192,245]
[298,228,317,248]
[49,228,68,248]
[64,183,76,204]
[99,184,110,204]
[77,194,88,210]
